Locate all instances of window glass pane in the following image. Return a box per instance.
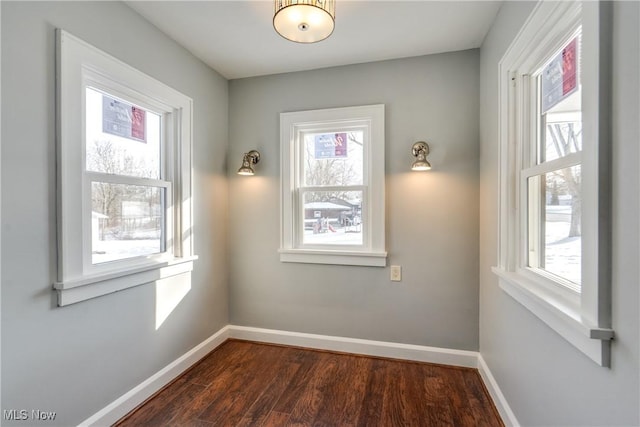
[542,118,582,163]
[86,87,162,179]
[538,33,582,164]
[527,165,581,288]
[303,131,363,186]
[302,190,362,246]
[91,182,164,264]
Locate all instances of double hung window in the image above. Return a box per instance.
[280,105,386,266]
[85,85,168,266]
[493,2,613,366]
[524,31,583,292]
[55,30,195,306]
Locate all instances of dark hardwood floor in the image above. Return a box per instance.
[115,340,503,427]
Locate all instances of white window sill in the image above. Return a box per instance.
[279,249,387,267]
[54,256,198,306]
[492,266,613,366]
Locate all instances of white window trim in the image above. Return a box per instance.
[493,1,613,366]
[54,30,196,306]
[279,105,387,267]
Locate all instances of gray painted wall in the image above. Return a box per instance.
[479,2,640,425]
[228,51,480,351]
[4,1,637,426]
[1,2,229,425]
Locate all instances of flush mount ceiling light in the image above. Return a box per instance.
[411,141,432,171]
[273,0,336,43]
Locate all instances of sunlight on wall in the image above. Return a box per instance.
[155,276,191,329]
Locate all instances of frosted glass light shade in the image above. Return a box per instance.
[273,0,335,43]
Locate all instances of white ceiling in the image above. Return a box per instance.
[126,1,502,80]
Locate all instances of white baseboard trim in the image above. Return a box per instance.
[79,325,231,427]
[227,325,479,368]
[80,324,517,427]
[477,354,520,427]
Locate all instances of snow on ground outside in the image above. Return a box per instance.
[543,205,581,285]
[91,206,580,286]
[93,239,161,264]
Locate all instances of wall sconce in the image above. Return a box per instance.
[237,150,261,176]
[411,141,431,171]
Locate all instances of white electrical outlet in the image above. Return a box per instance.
[390,265,402,282]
